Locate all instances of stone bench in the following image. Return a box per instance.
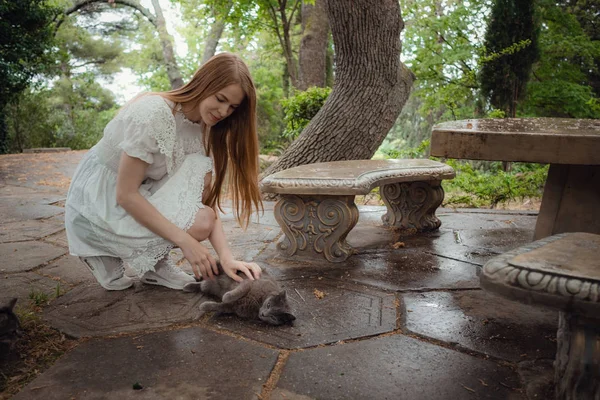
[260,159,455,262]
[480,232,600,399]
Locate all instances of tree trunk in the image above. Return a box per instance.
[266,0,301,89]
[298,0,329,90]
[201,2,232,64]
[263,0,414,178]
[201,19,226,64]
[150,0,183,89]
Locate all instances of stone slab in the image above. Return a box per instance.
[261,159,455,195]
[421,228,536,266]
[0,197,65,224]
[40,230,68,248]
[431,117,600,164]
[0,241,67,273]
[437,211,538,231]
[23,148,72,153]
[14,326,279,400]
[260,247,480,293]
[38,255,95,286]
[201,277,396,349]
[43,283,206,338]
[0,272,63,305]
[402,290,558,362]
[0,219,65,243]
[0,151,84,193]
[273,333,523,400]
[509,232,599,279]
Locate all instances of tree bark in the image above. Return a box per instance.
[263,0,414,178]
[201,20,225,64]
[150,0,183,89]
[298,0,329,90]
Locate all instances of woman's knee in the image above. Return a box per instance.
[187,206,216,242]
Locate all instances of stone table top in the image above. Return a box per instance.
[260,159,455,195]
[431,118,600,164]
[481,233,600,316]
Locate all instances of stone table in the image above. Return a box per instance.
[431,118,600,240]
[480,232,600,399]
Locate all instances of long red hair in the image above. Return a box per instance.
[159,53,262,228]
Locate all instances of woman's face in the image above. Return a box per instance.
[186,83,245,127]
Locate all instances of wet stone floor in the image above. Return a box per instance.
[0,151,558,400]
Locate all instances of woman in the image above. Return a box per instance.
[65,52,263,291]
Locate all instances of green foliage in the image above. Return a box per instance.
[28,290,50,307]
[377,140,547,208]
[6,85,118,152]
[0,0,61,152]
[442,159,548,208]
[518,0,600,118]
[401,0,491,121]
[282,86,331,140]
[479,0,539,117]
[378,139,431,160]
[0,0,60,107]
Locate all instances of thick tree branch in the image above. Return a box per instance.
[58,0,156,30]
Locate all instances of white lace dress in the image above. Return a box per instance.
[65,95,213,275]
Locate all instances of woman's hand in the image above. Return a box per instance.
[179,235,218,280]
[220,259,262,282]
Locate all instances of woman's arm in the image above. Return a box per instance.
[115,153,218,279]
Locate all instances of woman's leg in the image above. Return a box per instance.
[187,172,216,242]
[142,171,215,290]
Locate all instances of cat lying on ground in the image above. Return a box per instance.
[0,298,21,358]
[183,263,296,326]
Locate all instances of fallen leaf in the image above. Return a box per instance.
[391,241,405,249]
[313,289,326,299]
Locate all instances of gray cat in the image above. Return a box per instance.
[0,298,21,357]
[183,264,296,326]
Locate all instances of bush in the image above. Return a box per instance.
[281,87,331,140]
[378,140,548,208]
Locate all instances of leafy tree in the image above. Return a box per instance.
[0,0,59,153]
[263,0,414,177]
[519,0,600,118]
[384,0,491,151]
[62,0,184,89]
[479,0,539,117]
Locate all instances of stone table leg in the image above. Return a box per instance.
[380,180,445,232]
[534,164,600,240]
[273,195,359,263]
[555,312,600,399]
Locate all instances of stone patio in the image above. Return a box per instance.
[0,151,558,399]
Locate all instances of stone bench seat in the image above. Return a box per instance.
[480,232,600,399]
[260,159,455,262]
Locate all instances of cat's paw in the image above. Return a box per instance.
[199,301,221,312]
[182,282,202,293]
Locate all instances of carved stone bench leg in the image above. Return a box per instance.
[273,195,359,263]
[380,180,445,231]
[555,312,600,399]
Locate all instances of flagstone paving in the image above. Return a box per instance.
[0,151,558,399]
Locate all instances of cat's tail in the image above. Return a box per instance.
[182,281,202,293]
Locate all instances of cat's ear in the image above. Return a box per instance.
[7,298,17,312]
[278,290,287,299]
